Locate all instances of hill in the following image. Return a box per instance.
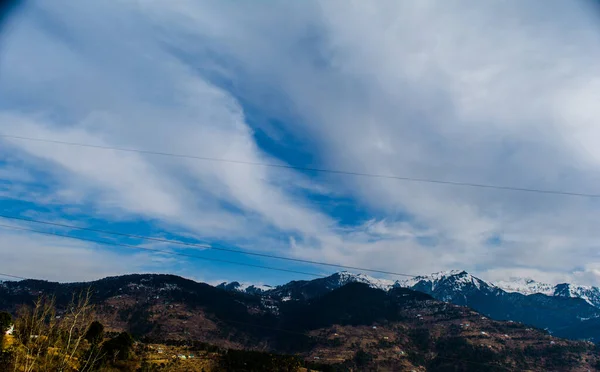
[1,273,600,371]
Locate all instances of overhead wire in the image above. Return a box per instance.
[0,136,582,369]
[0,272,30,281]
[1,220,577,346]
[1,133,599,198]
[1,135,595,279]
[0,214,419,278]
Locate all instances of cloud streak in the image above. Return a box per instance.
[1,0,600,285]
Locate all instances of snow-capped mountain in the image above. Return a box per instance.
[220,270,499,300]
[219,270,600,310]
[494,278,600,308]
[396,270,493,292]
[494,277,555,296]
[391,270,600,342]
[325,271,395,290]
[218,272,395,302]
[553,283,600,308]
[394,270,504,305]
[215,281,274,295]
[217,270,600,342]
[395,270,600,311]
[396,270,600,311]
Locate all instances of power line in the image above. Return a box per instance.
[1,133,598,198]
[0,214,418,278]
[0,223,325,278]
[0,272,30,281]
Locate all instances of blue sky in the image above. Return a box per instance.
[2,0,600,286]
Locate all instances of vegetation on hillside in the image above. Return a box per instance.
[0,291,138,371]
[2,278,600,371]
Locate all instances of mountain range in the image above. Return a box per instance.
[218,270,600,343]
[219,270,600,308]
[1,272,598,371]
[495,276,600,308]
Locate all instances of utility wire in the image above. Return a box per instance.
[0,272,30,280]
[0,223,325,278]
[1,133,598,198]
[0,214,418,278]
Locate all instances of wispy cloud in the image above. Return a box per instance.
[0,228,171,282]
[1,1,600,285]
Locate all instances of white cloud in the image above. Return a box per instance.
[150,0,600,279]
[0,1,336,245]
[481,265,600,288]
[0,228,174,282]
[2,0,600,284]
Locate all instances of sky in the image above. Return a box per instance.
[2,0,600,286]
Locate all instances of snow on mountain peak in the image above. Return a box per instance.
[491,278,600,308]
[394,270,492,291]
[494,277,555,296]
[554,283,600,307]
[218,270,600,310]
[218,272,397,296]
[216,281,273,293]
[431,269,467,278]
[333,271,395,290]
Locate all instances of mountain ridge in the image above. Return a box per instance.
[217,270,600,309]
[4,270,600,344]
[1,273,598,371]
[217,270,600,343]
[494,277,600,307]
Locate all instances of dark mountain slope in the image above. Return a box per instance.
[402,271,600,341]
[2,274,599,371]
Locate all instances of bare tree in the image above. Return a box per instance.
[10,289,104,372]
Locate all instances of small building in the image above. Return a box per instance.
[177,355,187,360]
[372,326,377,329]
[5,325,14,335]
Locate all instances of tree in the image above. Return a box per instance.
[0,312,14,372]
[102,332,135,362]
[85,321,104,345]
[9,289,103,372]
[0,311,11,332]
[354,349,374,367]
[0,311,12,346]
